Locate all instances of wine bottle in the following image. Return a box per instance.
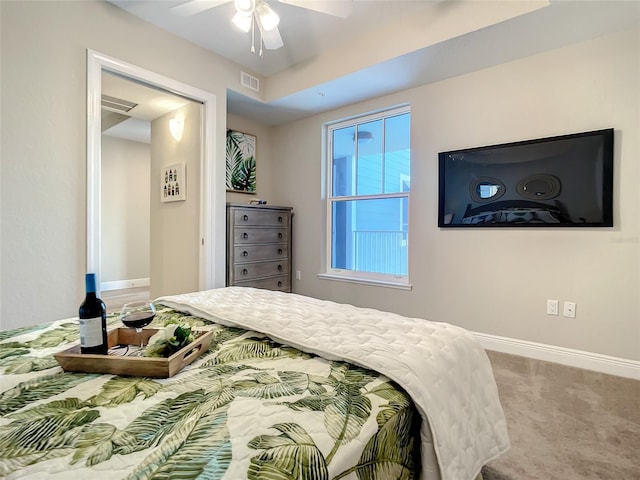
[79,273,108,354]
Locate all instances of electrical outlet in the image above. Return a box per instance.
[295,270,302,280]
[563,301,576,318]
[546,299,559,315]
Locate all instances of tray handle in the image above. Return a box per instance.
[178,342,205,370]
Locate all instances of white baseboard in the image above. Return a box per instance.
[101,278,150,291]
[473,332,640,380]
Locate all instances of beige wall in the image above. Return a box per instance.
[150,102,202,298]
[270,27,640,361]
[0,0,244,329]
[1,1,637,363]
[101,136,150,284]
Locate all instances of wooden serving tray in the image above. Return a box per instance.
[54,328,213,378]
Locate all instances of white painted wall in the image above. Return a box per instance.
[0,1,239,329]
[270,27,640,361]
[101,136,150,284]
[1,0,637,367]
[150,102,202,298]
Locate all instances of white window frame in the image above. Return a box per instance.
[319,105,411,290]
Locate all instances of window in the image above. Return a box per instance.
[323,106,411,287]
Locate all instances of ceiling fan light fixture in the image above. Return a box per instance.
[256,2,279,32]
[232,11,252,32]
[234,0,255,15]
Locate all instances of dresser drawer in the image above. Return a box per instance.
[233,208,290,227]
[233,244,288,262]
[233,228,288,244]
[234,275,290,292]
[233,259,289,281]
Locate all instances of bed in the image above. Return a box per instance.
[461,199,570,224]
[0,287,509,480]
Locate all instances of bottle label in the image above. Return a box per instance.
[79,317,103,348]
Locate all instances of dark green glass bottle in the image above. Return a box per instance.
[79,273,108,354]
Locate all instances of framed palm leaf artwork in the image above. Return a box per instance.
[226,129,257,193]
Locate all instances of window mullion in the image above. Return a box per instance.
[381,118,386,194]
[329,192,409,202]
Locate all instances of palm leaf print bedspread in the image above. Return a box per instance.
[158,288,509,480]
[0,305,420,480]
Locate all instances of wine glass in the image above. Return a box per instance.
[120,301,156,355]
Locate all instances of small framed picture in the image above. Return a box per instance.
[161,163,186,202]
[226,129,257,193]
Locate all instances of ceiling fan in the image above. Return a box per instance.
[171,0,353,56]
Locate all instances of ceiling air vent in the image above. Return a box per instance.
[101,94,137,113]
[240,71,259,92]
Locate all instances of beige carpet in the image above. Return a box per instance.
[482,351,640,480]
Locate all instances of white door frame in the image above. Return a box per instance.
[86,49,223,293]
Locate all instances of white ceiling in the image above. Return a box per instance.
[107,0,432,76]
[105,0,640,126]
[103,72,192,121]
[102,71,194,143]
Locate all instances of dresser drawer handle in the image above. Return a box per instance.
[242,232,249,239]
[242,268,248,276]
[278,216,283,223]
[277,248,283,255]
[242,250,249,257]
[277,264,283,271]
[277,281,283,287]
[278,232,283,239]
[243,214,249,221]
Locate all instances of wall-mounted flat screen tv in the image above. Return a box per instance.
[438,128,614,227]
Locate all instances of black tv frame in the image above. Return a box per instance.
[438,129,614,228]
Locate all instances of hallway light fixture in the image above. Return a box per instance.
[169,117,184,141]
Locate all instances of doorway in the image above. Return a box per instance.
[101,71,199,300]
[86,50,224,299]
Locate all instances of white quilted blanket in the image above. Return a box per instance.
[158,287,510,480]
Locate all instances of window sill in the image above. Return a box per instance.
[317,273,412,290]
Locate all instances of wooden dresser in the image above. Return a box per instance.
[226,203,293,292]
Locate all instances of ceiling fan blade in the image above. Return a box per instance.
[171,0,229,16]
[259,25,284,50]
[278,0,353,18]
